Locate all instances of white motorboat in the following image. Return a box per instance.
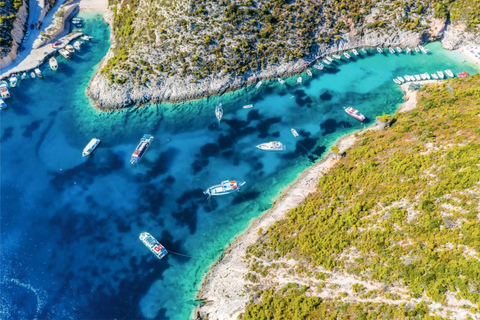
[9,75,17,87]
[397,76,405,83]
[420,73,427,80]
[306,69,312,77]
[414,74,421,81]
[376,47,383,53]
[352,49,359,56]
[243,104,253,109]
[406,48,411,54]
[215,103,223,121]
[256,141,286,151]
[291,128,299,137]
[424,73,431,80]
[393,78,401,84]
[343,52,351,59]
[431,73,438,80]
[389,47,395,54]
[82,138,101,157]
[326,56,333,62]
[80,35,92,41]
[313,63,324,70]
[437,71,444,79]
[49,57,58,71]
[343,106,366,121]
[73,40,82,50]
[332,54,341,60]
[415,47,420,53]
[445,69,454,77]
[255,81,262,89]
[322,59,331,65]
[204,180,246,196]
[277,78,285,84]
[396,47,402,53]
[361,48,367,54]
[297,77,302,84]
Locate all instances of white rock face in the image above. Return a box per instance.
[87,15,478,109]
[0,2,28,69]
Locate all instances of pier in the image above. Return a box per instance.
[0,32,83,79]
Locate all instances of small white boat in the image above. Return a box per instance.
[306,69,312,77]
[255,81,262,89]
[243,104,253,109]
[419,46,428,54]
[30,71,36,78]
[215,103,223,121]
[352,49,359,56]
[424,73,431,80]
[297,77,302,84]
[256,141,286,151]
[65,44,75,53]
[396,47,402,53]
[389,47,395,54]
[437,71,444,79]
[82,138,101,157]
[34,68,43,78]
[361,48,367,54]
[21,72,28,80]
[343,52,351,59]
[414,74,421,81]
[445,69,454,77]
[332,54,341,59]
[80,35,92,41]
[313,63,324,70]
[277,78,285,84]
[0,98,7,110]
[393,78,401,85]
[420,73,427,80]
[415,47,420,53]
[406,48,411,54]
[204,180,246,196]
[431,73,438,80]
[139,232,168,260]
[291,128,299,138]
[326,56,333,62]
[322,59,331,65]
[343,106,365,122]
[73,40,82,50]
[376,47,383,53]
[9,75,17,87]
[49,57,58,71]
[59,48,71,59]
[397,76,405,83]
[0,82,10,99]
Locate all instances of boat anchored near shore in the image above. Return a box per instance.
[204,180,246,196]
[82,138,101,157]
[139,232,168,260]
[256,141,286,151]
[130,134,154,164]
[49,57,58,71]
[215,103,223,121]
[343,106,365,122]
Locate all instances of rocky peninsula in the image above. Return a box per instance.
[87,0,479,109]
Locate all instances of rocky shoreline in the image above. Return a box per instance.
[86,15,476,110]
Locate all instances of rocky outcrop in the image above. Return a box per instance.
[0,1,28,70]
[87,14,479,110]
[441,22,480,50]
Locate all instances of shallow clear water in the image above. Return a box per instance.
[1,13,478,319]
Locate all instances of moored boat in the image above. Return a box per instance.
[420,73,427,80]
[215,103,223,121]
[322,59,331,65]
[389,47,395,54]
[255,81,262,89]
[0,81,10,99]
[326,56,333,62]
[49,57,58,71]
[361,48,367,54]
[424,73,431,80]
[437,71,444,79]
[332,54,341,59]
[431,73,438,80]
[397,76,405,83]
[352,49,359,56]
[203,180,246,196]
[30,71,36,78]
[82,138,101,157]
[256,141,286,151]
[393,78,401,85]
[9,75,17,87]
[343,106,365,121]
[297,76,302,84]
[396,47,402,53]
[34,68,43,78]
[291,128,299,137]
[445,69,454,77]
[65,45,75,53]
[73,40,82,50]
[306,69,312,77]
[406,48,411,54]
[130,134,154,164]
[376,47,383,53]
[0,98,7,110]
[21,72,27,80]
[313,63,324,70]
[343,52,351,59]
[80,35,92,41]
[415,47,420,53]
[277,78,285,84]
[243,104,253,109]
[414,74,421,81]
[139,232,168,260]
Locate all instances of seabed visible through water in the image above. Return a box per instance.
[1,13,479,320]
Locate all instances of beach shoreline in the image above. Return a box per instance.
[193,82,428,319]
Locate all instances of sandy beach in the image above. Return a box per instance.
[79,0,108,11]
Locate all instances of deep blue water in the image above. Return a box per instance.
[1,13,479,320]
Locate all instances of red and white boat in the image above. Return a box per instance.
[343,106,365,122]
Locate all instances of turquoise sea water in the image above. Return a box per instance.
[1,13,479,319]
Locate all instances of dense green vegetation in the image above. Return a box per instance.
[245,75,480,316]
[102,0,434,85]
[0,0,22,55]
[243,284,433,320]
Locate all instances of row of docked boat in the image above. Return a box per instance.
[392,69,464,84]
